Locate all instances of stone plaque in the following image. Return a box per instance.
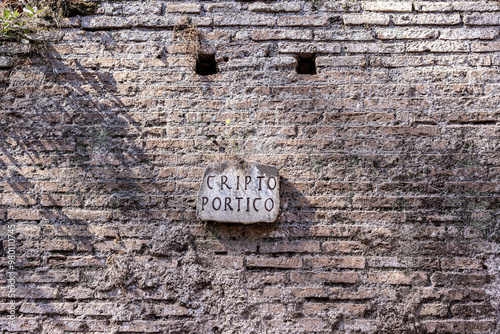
[197,161,280,223]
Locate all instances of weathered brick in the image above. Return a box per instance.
[415,2,454,12]
[363,2,413,12]
[278,42,340,54]
[165,3,201,13]
[246,257,302,269]
[249,2,301,13]
[0,286,59,299]
[375,27,439,40]
[316,56,367,67]
[314,30,375,41]
[252,29,313,41]
[440,28,499,40]
[214,15,275,26]
[344,43,405,54]
[441,258,483,270]
[98,2,162,16]
[304,257,366,269]
[277,15,329,26]
[431,272,488,286]
[260,241,321,253]
[450,303,493,316]
[0,318,39,331]
[424,320,496,333]
[366,271,428,285]
[454,2,500,12]
[290,272,359,284]
[343,14,390,25]
[465,13,500,25]
[303,302,367,315]
[407,41,469,53]
[20,302,74,315]
[0,56,13,68]
[393,13,462,25]
[472,41,500,52]
[420,303,449,316]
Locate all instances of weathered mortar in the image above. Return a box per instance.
[0,0,499,333]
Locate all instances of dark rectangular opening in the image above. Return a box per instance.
[296,54,317,75]
[196,53,218,76]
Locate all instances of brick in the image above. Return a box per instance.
[304,257,366,269]
[16,270,80,283]
[20,302,73,315]
[41,319,109,332]
[322,241,367,253]
[316,56,366,67]
[204,3,241,12]
[0,318,39,331]
[63,287,94,300]
[290,272,359,284]
[424,320,496,333]
[98,2,162,16]
[344,43,405,54]
[165,3,201,13]
[214,15,275,26]
[344,320,378,332]
[343,14,390,25]
[375,27,439,40]
[420,303,448,316]
[472,41,500,52]
[366,271,428,285]
[0,56,13,68]
[246,257,302,269]
[314,30,375,41]
[249,2,301,13]
[0,286,58,299]
[0,43,30,55]
[363,2,412,12]
[440,28,499,40]
[431,272,488,286]
[81,16,132,30]
[454,2,500,12]
[370,55,435,67]
[289,287,328,298]
[119,320,181,332]
[465,13,500,25]
[245,272,287,285]
[268,318,330,332]
[393,14,462,25]
[441,258,483,270]
[303,302,367,315]
[450,303,493,316]
[414,2,454,12]
[252,29,313,41]
[407,41,469,53]
[278,42,340,54]
[277,15,329,27]
[260,241,321,253]
[153,304,190,316]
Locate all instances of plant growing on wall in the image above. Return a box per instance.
[0,1,45,43]
[0,0,98,43]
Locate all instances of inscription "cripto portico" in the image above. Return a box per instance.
[196,161,280,224]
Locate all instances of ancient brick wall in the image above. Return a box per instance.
[0,0,499,333]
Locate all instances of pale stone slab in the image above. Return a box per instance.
[197,161,280,223]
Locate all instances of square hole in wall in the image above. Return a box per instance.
[296,54,317,75]
[196,53,218,76]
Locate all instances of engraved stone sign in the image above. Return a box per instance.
[196,161,280,223]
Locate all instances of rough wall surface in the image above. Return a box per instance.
[0,0,499,333]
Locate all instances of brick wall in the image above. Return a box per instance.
[0,0,499,333]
